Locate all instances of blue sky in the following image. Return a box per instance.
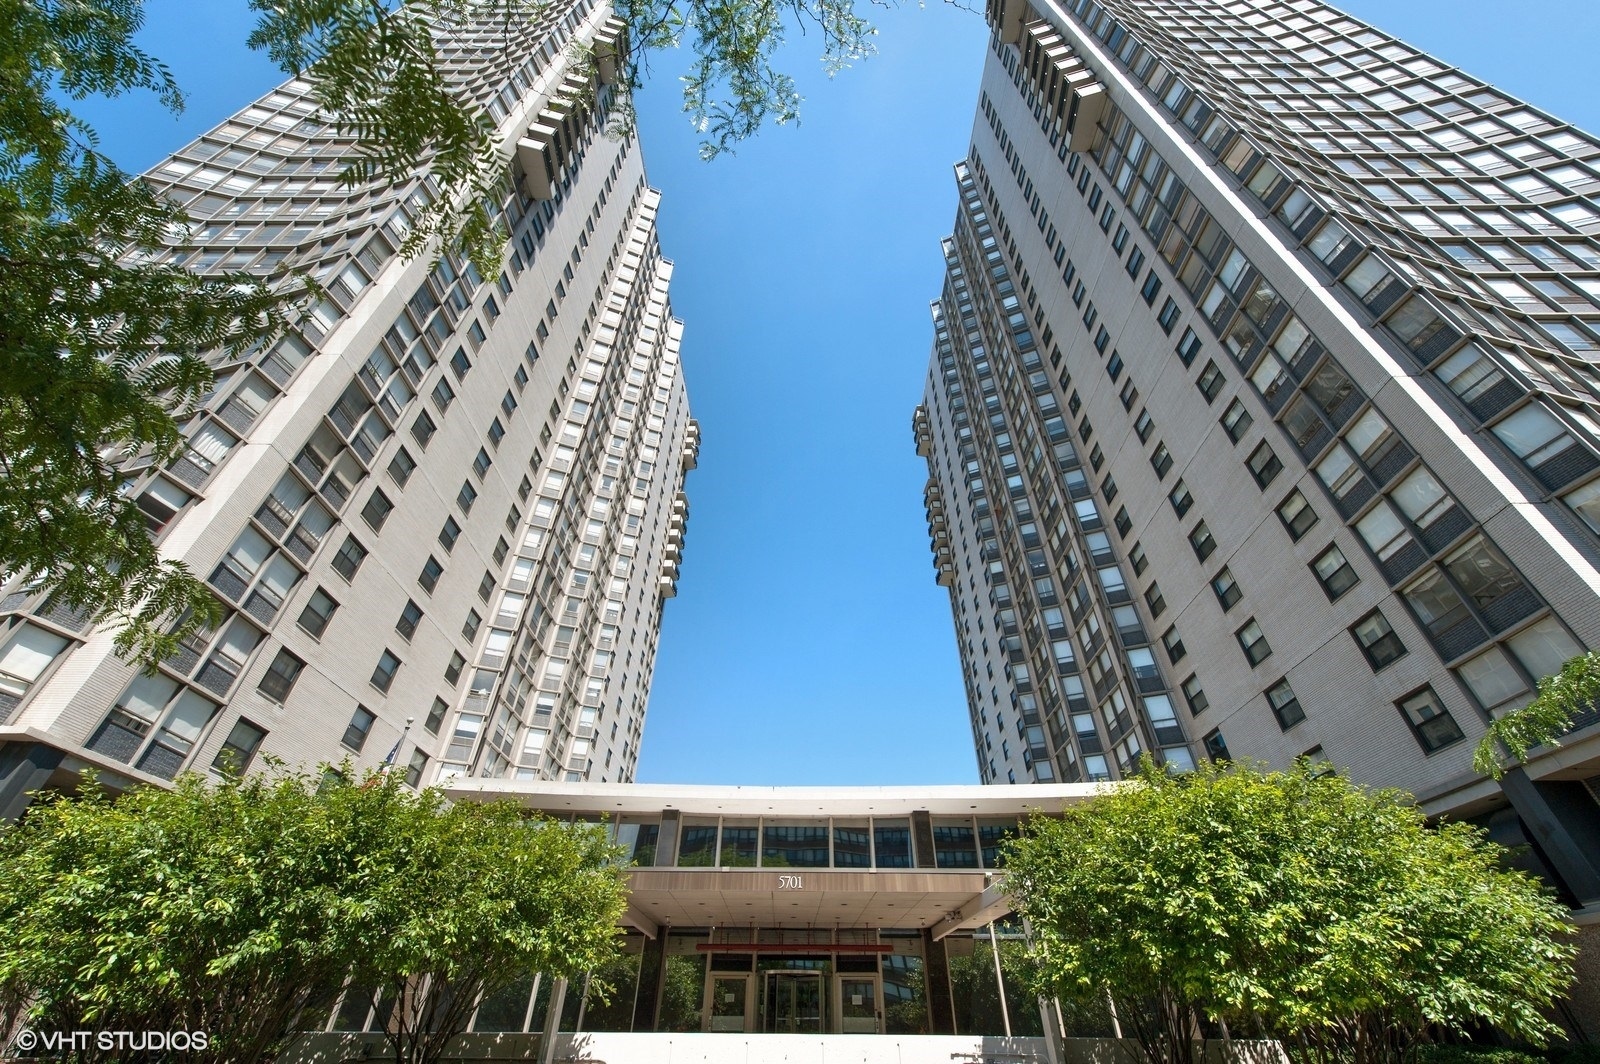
[78,0,1600,786]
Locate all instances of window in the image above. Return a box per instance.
[1114,506,1132,537]
[1189,521,1217,561]
[1162,625,1187,663]
[1211,568,1242,610]
[457,481,477,515]
[432,377,456,412]
[1151,443,1173,479]
[472,448,492,478]
[1157,297,1181,334]
[343,705,377,750]
[1221,399,1253,443]
[1236,619,1272,666]
[1145,582,1167,618]
[1168,480,1193,517]
[1397,687,1466,752]
[1175,327,1202,366]
[411,410,437,449]
[445,651,466,686]
[1106,351,1124,381]
[1267,679,1305,729]
[1353,610,1407,670]
[439,516,463,553]
[1181,675,1209,715]
[450,347,472,380]
[404,749,429,788]
[493,537,510,565]
[360,488,394,532]
[396,599,423,640]
[424,696,448,735]
[419,555,444,593]
[212,718,267,773]
[370,651,401,694]
[1134,408,1155,442]
[1127,247,1147,277]
[1129,542,1148,576]
[1277,490,1318,541]
[1197,360,1226,403]
[513,364,529,391]
[257,649,304,703]
[1312,545,1359,600]
[462,609,482,642]
[297,587,338,639]
[1141,270,1163,305]
[478,570,495,602]
[1119,378,1139,411]
[331,535,367,581]
[388,447,417,487]
[1246,442,1282,488]
[1202,728,1231,761]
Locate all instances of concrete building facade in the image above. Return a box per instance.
[916,0,1600,920]
[0,0,697,817]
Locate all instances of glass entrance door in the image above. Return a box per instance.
[764,971,823,1033]
[705,974,752,1032]
[836,975,882,1034]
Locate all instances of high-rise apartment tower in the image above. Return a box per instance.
[917,0,1600,912]
[0,0,698,818]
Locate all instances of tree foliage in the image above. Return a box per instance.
[0,766,626,1064]
[1004,760,1576,1064]
[1474,651,1600,779]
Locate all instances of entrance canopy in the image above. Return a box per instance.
[443,781,1101,936]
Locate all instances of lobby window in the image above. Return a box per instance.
[211,718,266,774]
[1397,686,1466,753]
[297,587,338,639]
[1188,521,1217,561]
[1211,568,1242,610]
[1197,360,1226,403]
[257,649,304,704]
[1267,679,1305,730]
[1247,442,1282,488]
[1221,399,1253,444]
[1312,545,1359,600]
[1353,610,1407,670]
[1168,479,1194,517]
[874,818,915,867]
[1276,490,1318,541]
[370,651,401,694]
[1181,674,1209,715]
[343,705,376,751]
[1236,619,1272,666]
[1162,625,1187,664]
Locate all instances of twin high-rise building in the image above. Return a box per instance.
[0,0,698,818]
[917,0,1599,907]
[1,0,1598,1044]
